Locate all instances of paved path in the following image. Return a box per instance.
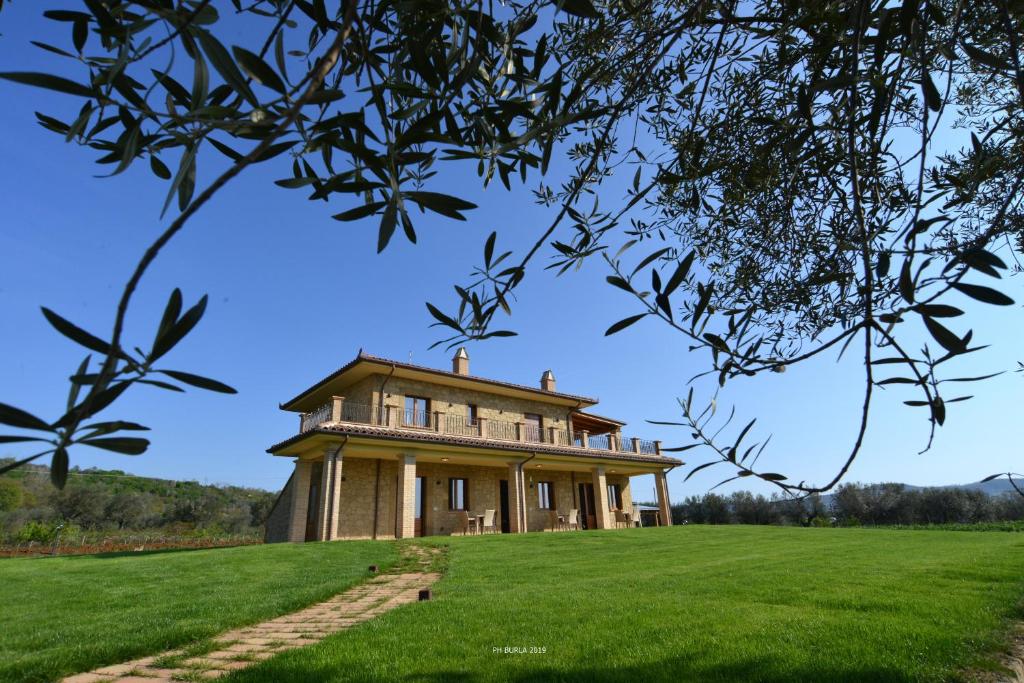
[63,545,441,683]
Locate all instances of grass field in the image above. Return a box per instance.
[227,526,1024,683]
[0,541,398,682]
[4,526,1023,683]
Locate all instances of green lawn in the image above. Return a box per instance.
[0,541,398,682]
[228,526,1024,682]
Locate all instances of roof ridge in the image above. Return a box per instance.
[281,351,599,409]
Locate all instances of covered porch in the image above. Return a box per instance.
[274,436,674,542]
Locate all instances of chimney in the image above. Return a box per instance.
[540,370,556,392]
[452,347,470,375]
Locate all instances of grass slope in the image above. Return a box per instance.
[230,526,1024,682]
[0,541,398,682]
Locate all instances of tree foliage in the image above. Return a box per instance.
[0,0,1021,493]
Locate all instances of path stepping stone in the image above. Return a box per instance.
[61,545,441,683]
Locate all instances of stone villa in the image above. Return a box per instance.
[264,350,680,541]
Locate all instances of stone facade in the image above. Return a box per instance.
[371,375,573,434]
[268,351,673,542]
[263,472,293,543]
[278,456,644,540]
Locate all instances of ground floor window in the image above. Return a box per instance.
[538,481,554,509]
[448,478,469,510]
[607,483,622,510]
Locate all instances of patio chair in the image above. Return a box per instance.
[631,505,642,527]
[614,509,629,528]
[481,509,497,534]
[566,508,580,531]
[457,510,474,535]
[547,510,561,532]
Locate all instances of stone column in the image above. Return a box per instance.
[592,467,611,530]
[316,449,335,541]
[327,447,343,539]
[396,454,416,539]
[578,430,589,449]
[330,396,345,422]
[655,469,673,527]
[477,416,488,438]
[287,459,314,543]
[508,462,525,533]
[632,437,642,454]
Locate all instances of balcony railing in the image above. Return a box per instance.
[298,399,662,456]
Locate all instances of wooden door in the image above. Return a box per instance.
[499,479,510,533]
[578,482,596,530]
[304,461,323,541]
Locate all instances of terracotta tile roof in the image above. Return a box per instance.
[266,423,682,467]
[280,351,599,410]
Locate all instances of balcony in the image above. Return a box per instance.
[298,398,662,456]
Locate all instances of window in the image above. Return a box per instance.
[524,413,543,442]
[537,481,555,510]
[404,395,430,427]
[448,478,469,510]
[607,483,622,510]
[467,404,478,426]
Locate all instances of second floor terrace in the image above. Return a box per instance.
[298,396,664,457]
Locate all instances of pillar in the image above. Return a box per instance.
[330,395,345,422]
[592,467,611,530]
[317,445,344,541]
[316,449,335,541]
[508,462,525,533]
[655,469,673,527]
[287,459,314,542]
[396,454,416,539]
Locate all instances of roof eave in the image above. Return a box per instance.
[280,352,599,411]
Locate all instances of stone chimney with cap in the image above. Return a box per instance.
[452,347,470,375]
[540,370,556,392]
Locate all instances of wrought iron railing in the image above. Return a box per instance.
[300,402,332,432]
[298,400,661,455]
[401,408,433,429]
[445,413,479,437]
[486,419,519,441]
[522,423,543,443]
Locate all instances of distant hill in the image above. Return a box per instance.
[0,459,278,541]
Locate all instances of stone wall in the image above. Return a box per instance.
[415,461,505,535]
[368,375,572,435]
[264,472,294,543]
[334,457,400,539]
[327,457,638,538]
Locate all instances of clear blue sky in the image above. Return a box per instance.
[1,3,1020,503]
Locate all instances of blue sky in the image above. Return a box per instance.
[0,3,1021,503]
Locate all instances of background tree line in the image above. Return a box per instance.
[0,458,275,544]
[666,483,1024,527]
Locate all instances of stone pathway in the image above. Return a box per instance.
[63,545,442,683]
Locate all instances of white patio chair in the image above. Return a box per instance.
[481,509,497,534]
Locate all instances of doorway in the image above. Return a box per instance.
[414,476,427,537]
[499,479,510,533]
[304,461,324,541]
[578,482,596,530]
